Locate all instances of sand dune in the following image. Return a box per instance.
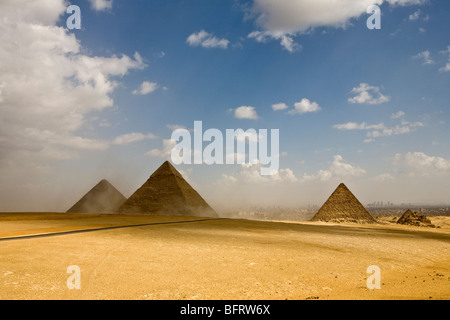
[0,213,449,300]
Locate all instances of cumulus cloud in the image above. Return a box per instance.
[287,98,321,115]
[0,0,66,25]
[439,46,450,72]
[247,0,426,50]
[186,30,229,49]
[441,63,450,72]
[272,102,289,111]
[333,122,385,130]
[348,83,390,105]
[113,133,157,145]
[146,139,177,158]
[371,173,395,182]
[132,81,159,95]
[391,110,405,119]
[413,50,434,65]
[167,124,188,131]
[409,9,421,21]
[234,106,259,120]
[334,118,424,141]
[0,1,146,169]
[248,31,301,52]
[394,152,450,176]
[303,155,366,181]
[219,161,298,185]
[366,121,424,138]
[88,0,113,11]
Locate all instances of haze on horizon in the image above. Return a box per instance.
[0,0,449,212]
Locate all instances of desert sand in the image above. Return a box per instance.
[0,213,449,300]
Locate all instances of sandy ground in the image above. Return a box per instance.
[0,213,449,300]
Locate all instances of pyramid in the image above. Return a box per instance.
[67,179,127,213]
[311,183,376,223]
[115,161,218,217]
[397,209,435,227]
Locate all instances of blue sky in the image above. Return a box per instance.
[0,0,449,211]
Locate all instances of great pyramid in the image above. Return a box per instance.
[311,183,376,223]
[67,179,127,213]
[115,161,218,217]
[397,209,435,227]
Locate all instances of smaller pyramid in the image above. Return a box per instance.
[397,209,435,227]
[116,161,218,217]
[311,183,376,224]
[67,179,127,214]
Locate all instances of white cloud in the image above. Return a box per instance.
[186,30,229,49]
[234,106,259,120]
[394,152,450,176]
[219,161,298,185]
[0,0,146,167]
[367,122,424,138]
[439,46,450,72]
[409,9,430,22]
[0,0,66,25]
[371,173,395,182]
[248,31,301,52]
[334,119,424,140]
[272,102,289,111]
[413,50,434,65]
[113,133,157,145]
[133,81,158,95]
[88,0,113,11]
[287,98,321,115]
[348,83,390,105]
[441,63,450,72]
[302,155,366,181]
[167,124,188,131]
[333,122,384,130]
[146,139,177,158]
[391,110,405,119]
[99,119,111,127]
[409,9,421,21]
[247,0,425,50]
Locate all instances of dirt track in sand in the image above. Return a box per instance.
[0,213,449,300]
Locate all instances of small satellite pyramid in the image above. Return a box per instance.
[397,209,435,227]
[67,179,127,213]
[311,183,376,223]
[116,161,218,217]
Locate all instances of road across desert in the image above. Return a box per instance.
[1,213,449,300]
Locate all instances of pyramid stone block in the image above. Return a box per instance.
[311,183,376,223]
[67,179,127,213]
[397,209,435,227]
[116,161,218,217]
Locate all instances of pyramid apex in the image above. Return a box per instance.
[151,161,182,178]
[116,161,217,217]
[311,182,376,223]
[67,179,126,213]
